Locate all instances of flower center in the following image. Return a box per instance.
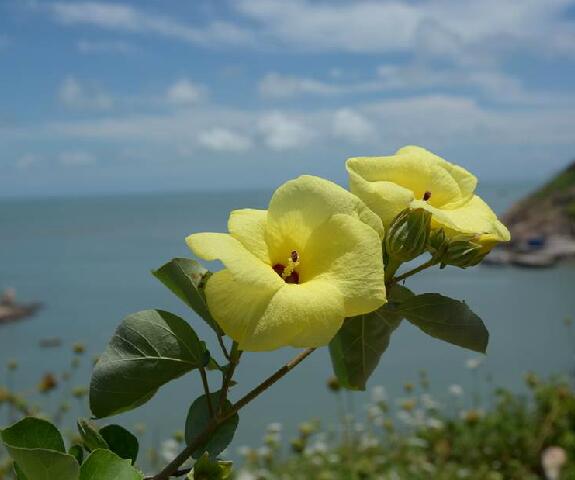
[423,191,432,201]
[272,250,300,284]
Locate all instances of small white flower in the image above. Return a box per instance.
[257,446,271,457]
[426,417,445,430]
[367,405,381,419]
[449,384,464,397]
[327,453,340,464]
[237,446,252,457]
[159,439,179,463]
[421,393,440,410]
[371,385,387,403]
[457,468,471,478]
[396,410,413,425]
[266,422,283,433]
[406,436,427,448]
[542,446,567,480]
[465,357,483,370]
[359,434,379,450]
[235,470,257,480]
[354,422,365,433]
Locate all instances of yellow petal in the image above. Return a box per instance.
[186,232,283,289]
[347,146,478,226]
[265,175,384,264]
[396,146,477,205]
[411,195,511,242]
[347,161,413,227]
[228,209,270,263]
[301,213,386,317]
[205,270,345,351]
[252,280,345,351]
[204,269,277,348]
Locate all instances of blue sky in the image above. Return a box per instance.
[1,0,575,196]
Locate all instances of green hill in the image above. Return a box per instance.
[504,161,575,242]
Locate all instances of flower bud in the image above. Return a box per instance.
[428,229,449,256]
[441,234,488,269]
[385,208,431,263]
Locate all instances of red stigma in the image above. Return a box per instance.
[272,263,300,284]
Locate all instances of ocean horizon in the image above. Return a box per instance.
[1,181,574,463]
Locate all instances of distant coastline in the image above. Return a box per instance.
[488,161,575,267]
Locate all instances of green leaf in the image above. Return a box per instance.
[99,425,139,464]
[329,308,402,392]
[78,420,108,452]
[398,293,489,353]
[90,309,208,418]
[79,450,143,480]
[329,286,412,391]
[68,445,84,465]
[14,463,30,480]
[153,258,221,334]
[185,392,239,460]
[0,417,80,480]
[189,453,232,479]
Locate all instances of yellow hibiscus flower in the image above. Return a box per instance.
[346,146,510,245]
[186,175,387,352]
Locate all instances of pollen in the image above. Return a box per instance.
[272,250,300,284]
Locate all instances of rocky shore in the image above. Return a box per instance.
[0,289,41,325]
[488,161,575,267]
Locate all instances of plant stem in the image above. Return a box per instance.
[216,333,231,361]
[392,257,438,284]
[198,366,214,418]
[384,259,402,286]
[219,342,241,413]
[147,347,316,480]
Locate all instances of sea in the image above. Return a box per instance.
[1,183,574,464]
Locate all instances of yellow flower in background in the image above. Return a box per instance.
[346,146,510,246]
[186,175,387,352]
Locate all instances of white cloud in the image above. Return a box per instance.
[375,64,528,102]
[76,39,137,54]
[235,0,575,59]
[198,128,252,152]
[259,72,345,99]
[333,108,376,143]
[258,112,313,151]
[257,64,564,107]
[58,76,114,110]
[166,79,207,106]
[58,151,96,166]
[48,2,255,47]
[36,0,575,62]
[4,94,575,179]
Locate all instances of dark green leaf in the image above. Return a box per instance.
[68,445,84,465]
[1,418,80,480]
[78,420,108,452]
[329,286,412,391]
[79,450,143,480]
[14,463,30,480]
[90,309,208,418]
[329,308,401,391]
[100,425,139,464]
[206,356,222,372]
[153,258,221,334]
[398,293,489,353]
[185,392,239,459]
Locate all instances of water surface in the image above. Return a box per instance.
[1,183,574,460]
